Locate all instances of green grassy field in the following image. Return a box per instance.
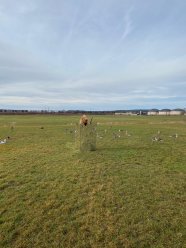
[0,114,186,248]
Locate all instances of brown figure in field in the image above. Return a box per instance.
[79,114,88,126]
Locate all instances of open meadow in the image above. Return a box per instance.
[0,114,186,248]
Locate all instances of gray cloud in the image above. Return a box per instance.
[0,0,186,110]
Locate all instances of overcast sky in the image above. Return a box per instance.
[0,0,186,110]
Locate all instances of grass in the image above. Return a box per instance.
[0,114,186,248]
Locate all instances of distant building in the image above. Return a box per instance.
[147,109,159,116]
[159,109,171,116]
[170,109,185,115]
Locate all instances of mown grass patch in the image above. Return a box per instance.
[0,115,186,248]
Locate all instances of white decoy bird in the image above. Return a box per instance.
[152,136,163,142]
[169,133,178,139]
[125,130,131,136]
[0,139,7,144]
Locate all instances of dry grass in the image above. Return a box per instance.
[0,114,186,248]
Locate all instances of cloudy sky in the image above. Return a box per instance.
[0,0,186,110]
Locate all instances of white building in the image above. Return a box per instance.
[147,109,159,116]
[170,109,185,115]
[159,109,171,115]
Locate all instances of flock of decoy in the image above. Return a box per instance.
[96,129,179,143]
[66,126,180,144]
[96,129,132,139]
[151,131,179,143]
[0,124,180,145]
